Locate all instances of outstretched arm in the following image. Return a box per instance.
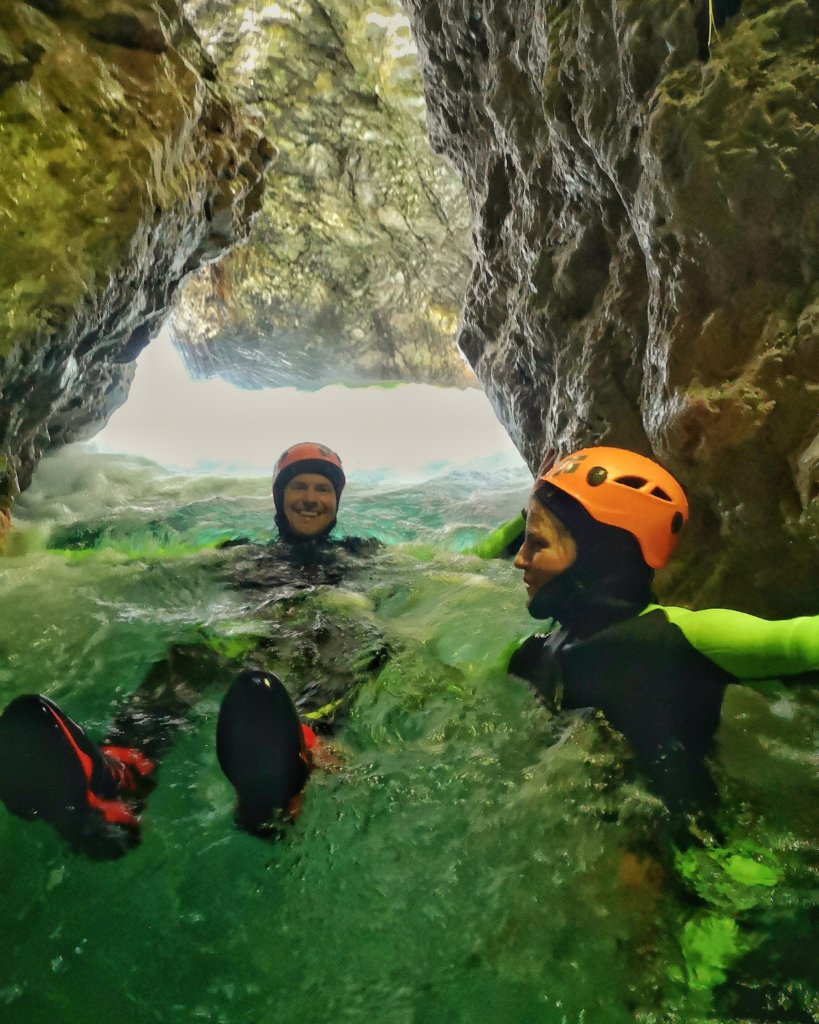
[466,513,526,560]
[649,605,819,680]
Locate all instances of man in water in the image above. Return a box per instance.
[222,438,378,565]
[0,442,383,856]
[272,441,346,542]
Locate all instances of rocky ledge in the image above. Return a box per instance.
[171,0,474,389]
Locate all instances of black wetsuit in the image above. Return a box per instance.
[509,611,729,816]
[106,532,387,758]
[509,603,819,821]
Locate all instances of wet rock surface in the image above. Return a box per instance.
[172,0,474,389]
[403,0,819,613]
[0,0,269,516]
[1,0,816,615]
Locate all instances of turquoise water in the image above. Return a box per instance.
[1,446,817,1023]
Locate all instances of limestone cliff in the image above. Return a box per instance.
[0,0,269,525]
[404,0,819,613]
[172,0,473,388]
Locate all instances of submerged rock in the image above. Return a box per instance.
[0,0,270,515]
[403,0,819,613]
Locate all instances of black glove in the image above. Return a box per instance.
[508,633,551,682]
[508,633,564,711]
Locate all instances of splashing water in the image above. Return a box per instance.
[1,381,818,1021]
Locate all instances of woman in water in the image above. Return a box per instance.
[509,446,819,828]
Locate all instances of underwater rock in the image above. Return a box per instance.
[171,0,474,389]
[0,0,270,515]
[404,0,819,614]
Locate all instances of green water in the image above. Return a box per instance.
[1,448,817,1023]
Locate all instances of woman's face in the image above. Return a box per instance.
[514,497,577,604]
[282,473,337,537]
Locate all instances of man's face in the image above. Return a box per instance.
[514,497,577,605]
[282,473,338,538]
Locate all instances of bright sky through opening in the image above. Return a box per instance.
[90,329,527,480]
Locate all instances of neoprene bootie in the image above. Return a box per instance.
[216,669,314,836]
[0,694,154,858]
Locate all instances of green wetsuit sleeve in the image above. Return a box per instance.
[466,513,526,559]
[646,605,819,679]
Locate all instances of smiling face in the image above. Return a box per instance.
[282,473,338,538]
[514,496,578,605]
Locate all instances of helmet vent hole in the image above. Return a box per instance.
[650,486,671,502]
[586,466,607,486]
[614,475,647,490]
[671,511,684,534]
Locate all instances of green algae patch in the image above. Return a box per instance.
[46,538,224,564]
[678,914,747,991]
[674,839,782,912]
[197,628,263,662]
[716,851,781,888]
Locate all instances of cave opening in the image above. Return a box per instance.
[1,3,817,1021]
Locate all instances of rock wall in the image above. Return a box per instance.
[172,0,474,389]
[0,0,269,525]
[404,0,819,613]
[2,0,816,615]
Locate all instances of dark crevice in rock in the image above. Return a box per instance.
[693,0,743,61]
[22,0,63,14]
[481,155,514,259]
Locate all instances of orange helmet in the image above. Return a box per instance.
[539,447,688,569]
[272,442,346,512]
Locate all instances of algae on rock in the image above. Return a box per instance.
[0,0,270,515]
[403,0,819,614]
